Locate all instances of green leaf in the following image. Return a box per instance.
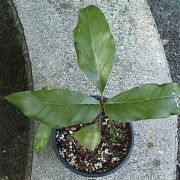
[35,123,51,155]
[74,5,116,93]
[109,120,119,142]
[5,89,101,128]
[72,123,101,151]
[104,83,180,121]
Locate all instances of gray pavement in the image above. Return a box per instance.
[147,1,180,178]
[13,0,177,179]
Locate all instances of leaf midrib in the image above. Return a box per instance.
[12,95,176,106]
[87,9,98,68]
[13,99,99,106]
[107,95,176,105]
[87,9,101,87]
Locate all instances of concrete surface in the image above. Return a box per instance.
[13,0,177,179]
[147,1,180,178]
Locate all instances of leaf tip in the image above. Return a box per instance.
[5,95,14,103]
[35,144,43,155]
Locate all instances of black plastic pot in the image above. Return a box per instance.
[52,96,134,177]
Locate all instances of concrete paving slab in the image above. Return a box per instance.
[12,0,177,179]
[147,1,180,177]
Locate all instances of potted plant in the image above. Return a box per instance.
[6,5,180,177]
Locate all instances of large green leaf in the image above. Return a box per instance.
[104,83,180,121]
[74,5,116,93]
[72,123,101,151]
[35,123,51,155]
[5,89,101,128]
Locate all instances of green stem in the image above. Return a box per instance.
[98,93,104,132]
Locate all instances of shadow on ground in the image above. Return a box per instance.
[0,0,33,179]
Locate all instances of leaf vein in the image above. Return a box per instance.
[107,95,176,105]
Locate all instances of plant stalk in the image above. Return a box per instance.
[98,93,104,132]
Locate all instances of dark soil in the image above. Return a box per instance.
[0,0,32,179]
[54,115,132,175]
